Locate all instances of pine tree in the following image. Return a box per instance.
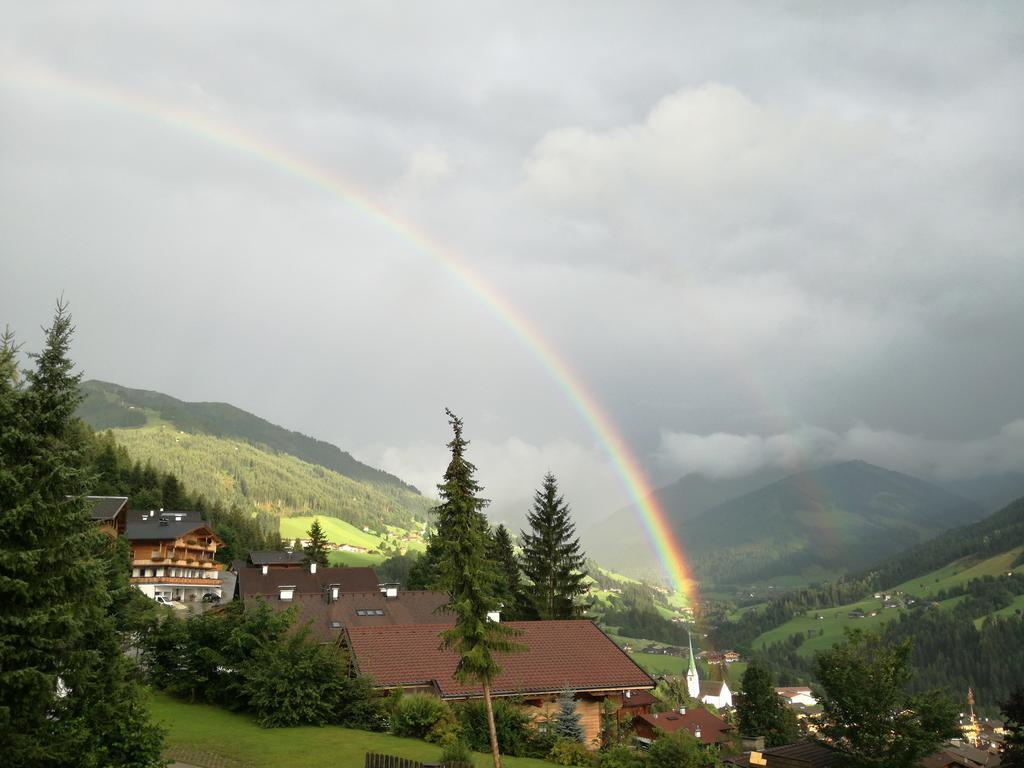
[552,689,584,742]
[487,524,529,620]
[0,303,163,766]
[519,473,589,619]
[434,410,523,768]
[736,660,798,747]
[303,518,330,567]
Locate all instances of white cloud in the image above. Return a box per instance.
[658,420,1024,481]
[395,145,453,195]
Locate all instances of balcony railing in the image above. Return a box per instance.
[131,576,219,586]
[150,551,164,561]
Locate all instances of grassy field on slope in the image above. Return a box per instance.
[108,426,434,529]
[279,516,386,549]
[892,546,1024,597]
[149,692,553,768]
[751,546,1024,656]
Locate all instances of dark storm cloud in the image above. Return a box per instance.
[1,2,1021,521]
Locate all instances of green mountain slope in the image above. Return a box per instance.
[78,380,418,492]
[585,467,788,579]
[683,461,984,585]
[105,426,434,529]
[594,461,983,586]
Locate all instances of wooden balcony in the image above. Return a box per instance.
[150,551,164,561]
[131,576,220,586]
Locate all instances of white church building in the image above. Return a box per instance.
[686,633,734,710]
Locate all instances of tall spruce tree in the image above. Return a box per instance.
[434,410,523,768]
[303,518,330,567]
[487,524,529,620]
[519,473,589,619]
[0,303,163,766]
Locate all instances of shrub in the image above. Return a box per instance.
[391,693,449,739]
[457,699,533,756]
[439,737,473,766]
[597,745,646,768]
[549,737,594,766]
[646,731,716,768]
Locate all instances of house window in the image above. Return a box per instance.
[279,588,295,601]
[355,609,384,616]
[330,621,342,629]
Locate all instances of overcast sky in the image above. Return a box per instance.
[2,3,1022,526]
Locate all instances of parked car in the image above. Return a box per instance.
[151,594,187,610]
[201,592,221,603]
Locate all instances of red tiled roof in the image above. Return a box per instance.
[635,708,734,745]
[348,620,654,698]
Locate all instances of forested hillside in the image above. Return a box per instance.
[709,495,1024,712]
[78,380,419,492]
[105,425,433,530]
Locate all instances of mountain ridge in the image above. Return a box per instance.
[78,379,419,494]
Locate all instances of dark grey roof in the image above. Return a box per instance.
[84,496,128,520]
[123,509,216,541]
[237,565,380,598]
[248,551,310,566]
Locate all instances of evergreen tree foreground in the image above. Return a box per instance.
[0,302,164,767]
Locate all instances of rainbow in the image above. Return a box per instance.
[2,65,698,601]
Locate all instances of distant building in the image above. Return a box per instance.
[634,707,734,747]
[776,687,818,708]
[700,679,733,710]
[122,508,224,602]
[686,632,700,699]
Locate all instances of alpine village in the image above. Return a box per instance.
[2,305,1023,768]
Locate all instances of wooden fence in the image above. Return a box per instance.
[364,753,471,768]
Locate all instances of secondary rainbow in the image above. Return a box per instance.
[3,66,698,600]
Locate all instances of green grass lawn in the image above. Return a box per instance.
[148,691,553,768]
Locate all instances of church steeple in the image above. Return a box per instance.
[686,632,700,700]
[964,688,980,747]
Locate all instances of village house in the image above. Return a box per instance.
[122,508,224,602]
[235,561,380,601]
[87,495,129,536]
[633,707,735,748]
[699,679,734,710]
[776,687,818,708]
[344,619,655,748]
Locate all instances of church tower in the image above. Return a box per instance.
[963,688,980,747]
[686,632,700,700]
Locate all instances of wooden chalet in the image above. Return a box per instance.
[124,509,224,603]
[344,619,655,747]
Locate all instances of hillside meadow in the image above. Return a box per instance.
[107,426,434,529]
[149,692,553,768]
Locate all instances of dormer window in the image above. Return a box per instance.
[279,586,295,601]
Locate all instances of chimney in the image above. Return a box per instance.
[262,565,268,575]
[379,583,399,599]
[330,585,339,601]
[310,562,317,574]
[679,707,686,715]
[694,728,701,739]
[487,610,501,623]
